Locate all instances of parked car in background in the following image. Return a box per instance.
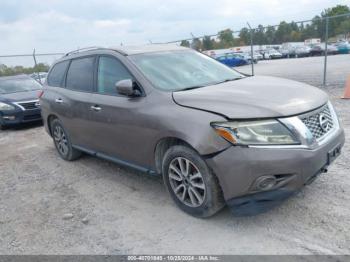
[295,46,311,57]
[41,45,344,217]
[326,44,339,55]
[309,45,324,56]
[335,42,350,54]
[234,52,258,64]
[279,48,288,58]
[202,50,216,57]
[254,51,264,60]
[261,49,282,59]
[280,42,305,58]
[0,75,42,130]
[309,44,338,56]
[294,46,311,57]
[30,72,48,84]
[215,53,248,67]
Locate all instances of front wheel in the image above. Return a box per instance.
[162,145,224,218]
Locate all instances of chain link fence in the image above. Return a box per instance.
[0,50,63,84]
[164,12,350,86]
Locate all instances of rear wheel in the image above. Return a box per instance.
[162,145,224,218]
[51,119,81,161]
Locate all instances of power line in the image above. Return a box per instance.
[0,53,64,58]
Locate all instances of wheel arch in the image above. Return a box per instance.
[154,137,198,175]
[47,114,58,136]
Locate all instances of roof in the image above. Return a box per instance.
[59,44,190,61]
[109,44,189,55]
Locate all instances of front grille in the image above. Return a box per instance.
[300,104,334,140]
[18,100,39,110]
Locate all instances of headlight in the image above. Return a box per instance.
[0,102,15,111]
[211,120,300,145]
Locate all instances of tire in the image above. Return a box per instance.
[50,118,81,161]
[0,125,8,130]
[162,145,225,218]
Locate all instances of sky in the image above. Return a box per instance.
[0,0,349,66]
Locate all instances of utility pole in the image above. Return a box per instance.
[247,22,254,76]
[323,17,329,86]
[32,49,42,84]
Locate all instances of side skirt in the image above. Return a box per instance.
[72,145,158,176]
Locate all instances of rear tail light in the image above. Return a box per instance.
[38,90,44,98]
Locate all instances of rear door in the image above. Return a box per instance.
[44,60,70,123]
[52,56,96,148]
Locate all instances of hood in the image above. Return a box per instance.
[0,90,41,103]
[172,76,328,119]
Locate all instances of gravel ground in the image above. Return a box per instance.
[0,55,349,255]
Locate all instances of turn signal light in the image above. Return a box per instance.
[214,127,237,144]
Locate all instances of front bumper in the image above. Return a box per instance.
[206,126,345,215]
[0,108,42,127]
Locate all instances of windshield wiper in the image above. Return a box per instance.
[176,85,207,92]
[176,77,244,92]
[212,77,244,85]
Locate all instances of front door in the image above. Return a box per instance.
[88,55,152,168]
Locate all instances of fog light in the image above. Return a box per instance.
[3,116,15,120]
[255,175,277,191]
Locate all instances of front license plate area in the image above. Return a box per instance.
[327,144,341,165]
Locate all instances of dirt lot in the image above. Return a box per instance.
[0,55,349,255]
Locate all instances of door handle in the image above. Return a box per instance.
[55,98,63,104]
[90,105,102,112]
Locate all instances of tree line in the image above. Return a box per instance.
[180,5,350,50]
[0,63,50,77]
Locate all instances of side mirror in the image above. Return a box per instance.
[116,79,139,97]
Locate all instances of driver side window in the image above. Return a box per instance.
[97,56,133,95]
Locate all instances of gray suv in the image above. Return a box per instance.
[40,45,345,217]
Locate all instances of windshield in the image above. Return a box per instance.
[0,77,42,94]
[129,50,243,91]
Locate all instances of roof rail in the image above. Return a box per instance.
[64,46,106,57]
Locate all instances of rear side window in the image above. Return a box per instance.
[97,56,133,95]
[66,57,95,92]
[47,61,69,87]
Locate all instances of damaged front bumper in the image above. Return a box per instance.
[206,123,345,216]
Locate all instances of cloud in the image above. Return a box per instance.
[94,19,130,28]
[0,0,348,66]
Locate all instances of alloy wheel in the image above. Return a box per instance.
[168,157,206,207]
[53,125,69,156]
